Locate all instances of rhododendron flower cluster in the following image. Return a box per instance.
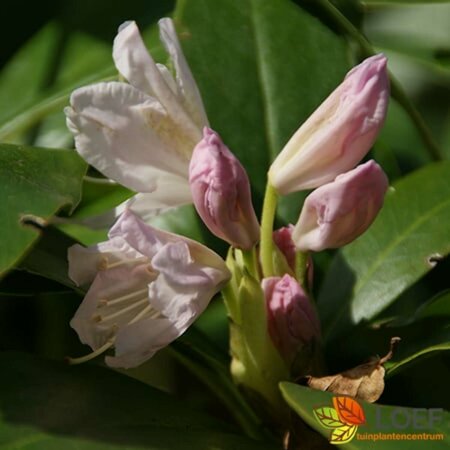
[65,17,390,414]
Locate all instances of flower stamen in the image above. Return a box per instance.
[92,298,149,323]
[66,339,115,365]
[98,288,148,308]
[128,304,161,325]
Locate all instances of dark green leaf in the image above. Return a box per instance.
[319,162,450,341]
[0,144,86,277]
[0,352,276,450]
[19,226,81,292]
[280,382,449,449]
[175,0,350,221]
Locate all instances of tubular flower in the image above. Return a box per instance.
[269,54,389,194]
[65,18,208,220]
[189,128,260,250]
[292,160,389,252]
[68,210,230,369]
[263,274,320,364]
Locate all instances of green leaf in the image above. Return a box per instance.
[0,352,277,450]
[385,291,450,376]
[0,144,86,277]
[19,226,81,292]
[175,0,350,221]
[319,162,450,341]
[280,382,450,449]
[0,23,60,127]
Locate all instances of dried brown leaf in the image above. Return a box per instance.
[303,337,400,403]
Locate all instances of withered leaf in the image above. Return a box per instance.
[303,337,400,403]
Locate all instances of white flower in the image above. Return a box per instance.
[65,18,208,221]
[68,210,230,368]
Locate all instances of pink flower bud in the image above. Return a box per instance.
[293,160,389,252]
[273,225,296,271]
[273,225,314,287]
[263,274,320,364]
[189,127,260,249]
[269,54,389,194]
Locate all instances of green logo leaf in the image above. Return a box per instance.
[313,407,345,429]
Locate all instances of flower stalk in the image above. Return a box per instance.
[260,183,279,278]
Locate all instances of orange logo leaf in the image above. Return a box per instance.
[333,396,366,425]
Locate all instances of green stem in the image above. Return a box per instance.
[295,251,309,289]
[316,0,443,162]
[260,183,278,278]
[168,346,265,441]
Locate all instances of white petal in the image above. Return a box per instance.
[113,21,202,146]
[68,236,141,286]
[158,18,209,129]
[149,241,227,329]
[70,262,153,350]
[66,81,192,191]
[70,175,192,230]
[125,176,192,222]
[106,317,179,368]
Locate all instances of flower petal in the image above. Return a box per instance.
[113,20,202,145]
[106,316,179,368]
[68,236,142,286]
[109,210,231,277]
[149,241,227,328]
[158,18,209,129]
[66,81,192,191]
[70,263,154,350]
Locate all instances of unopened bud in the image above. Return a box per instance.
[263,274,320,364]
[269,54,389,194]
[189,127,260,249]
[293,160,389,252]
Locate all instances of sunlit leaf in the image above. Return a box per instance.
[0,144,86,277]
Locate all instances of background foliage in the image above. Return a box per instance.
[0,0,449,448]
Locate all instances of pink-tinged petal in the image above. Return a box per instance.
[293,160,389,251]
[269,54,389,194]
[158,18,209,129]
[263,275,320,364]
[70,263,155,350]
[68,210,229,369]
[189,128,260,249]
[110,210,231,274]
[149,241,229,327]
[106,317,178,368]
[68,236,142,286]
[65,82,192,191]
[113,20,201,145]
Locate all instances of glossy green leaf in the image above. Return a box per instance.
[0,352,276,450]
[0,144,86,277]
[175,0,350,221]
[385,291,450,376]
[19,226,81,292]
[280,382,450,449]
[319,162,450,341]
[0,23,60,128]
